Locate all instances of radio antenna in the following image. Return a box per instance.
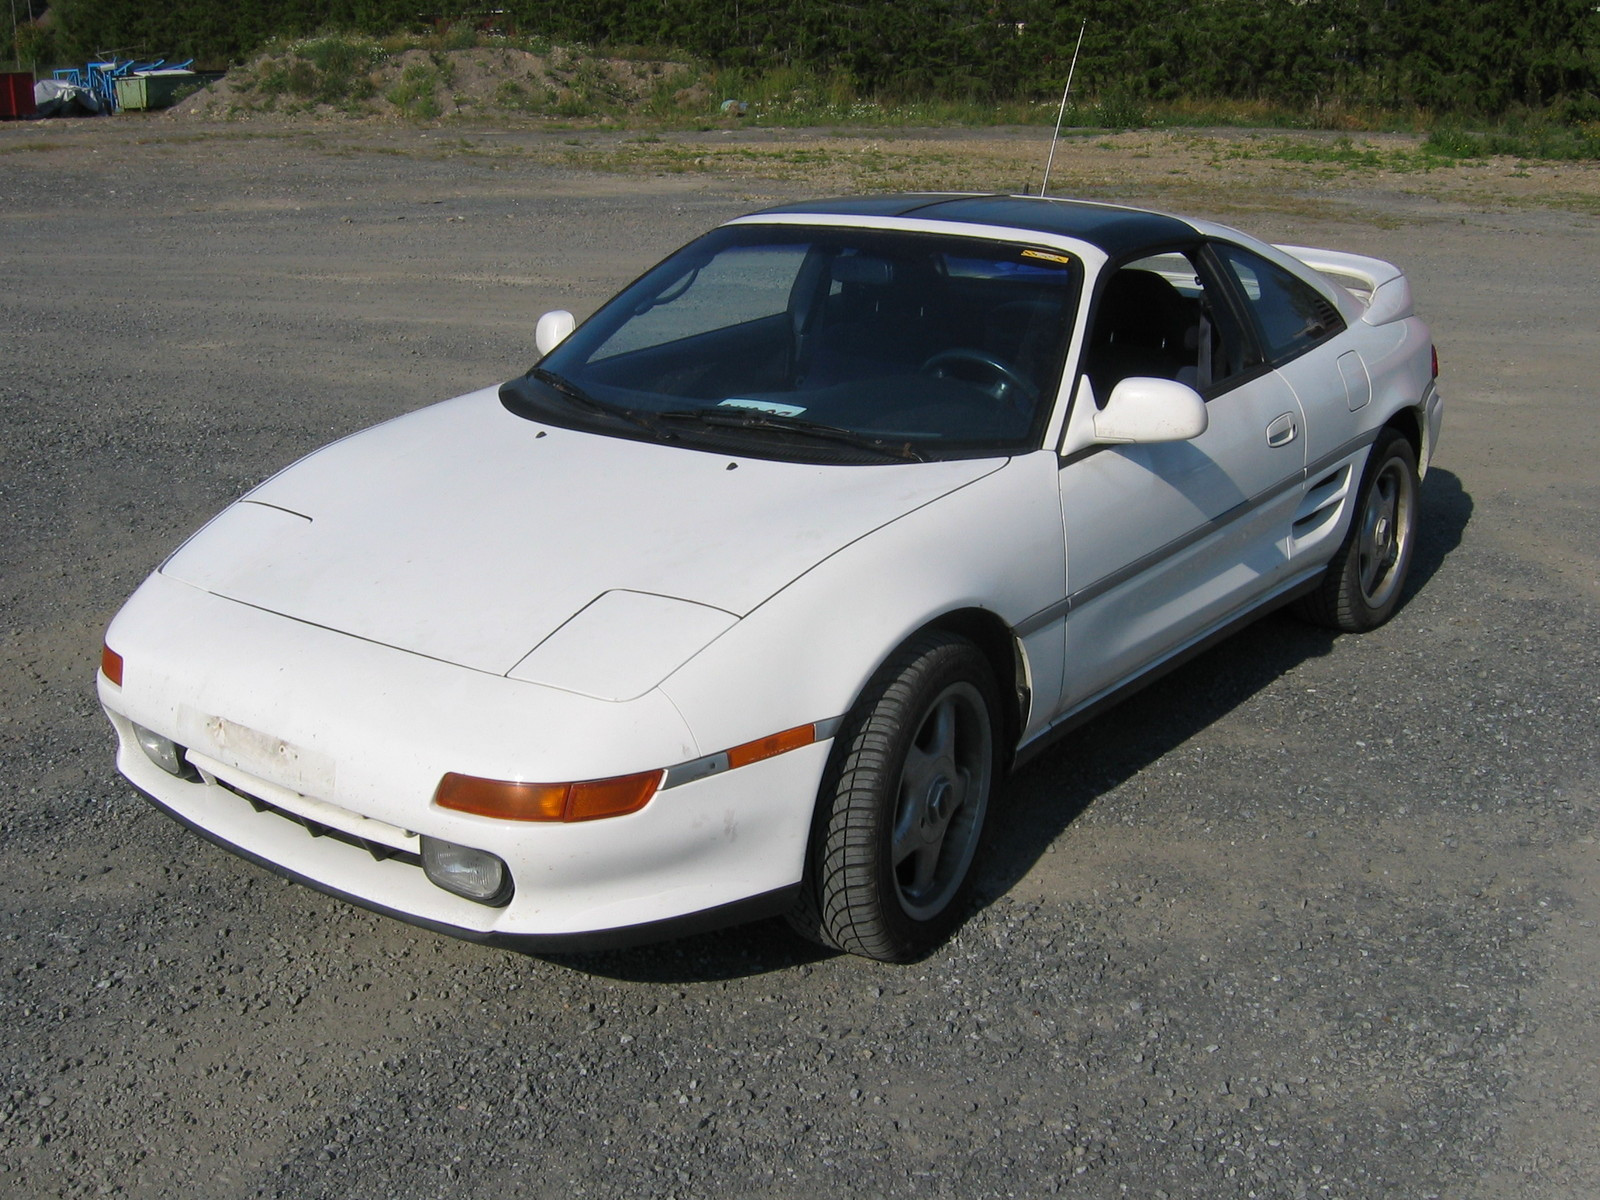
[1039,19,1088,197]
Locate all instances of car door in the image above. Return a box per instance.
[1208,241,1371,566]
[1052,248,1308,714]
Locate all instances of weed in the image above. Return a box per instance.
[427,50,457,88]
[433,23,479,53]
[1424,121,1600,161]
[244,34,385,110]
[1153,97,1431,134]
[1093,91,1148,131]
[387,62,443,121]
[1267,136,1393,169]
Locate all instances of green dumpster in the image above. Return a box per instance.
[114,73,196,112]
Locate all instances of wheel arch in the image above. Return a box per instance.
[657,451,1064,774]
[1383,402,1423,462]
[918,607,1029,771]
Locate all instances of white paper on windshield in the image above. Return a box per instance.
[718,398,806,417]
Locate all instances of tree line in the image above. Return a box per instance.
[33,0,1600,119]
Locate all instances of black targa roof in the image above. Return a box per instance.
[748,194,1198,259]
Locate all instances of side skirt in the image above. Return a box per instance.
[1012,569,1323,770]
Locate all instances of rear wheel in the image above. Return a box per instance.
[1297,427,1419,632]
[789,632,1000,962]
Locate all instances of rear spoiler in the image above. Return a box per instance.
[1275,244,1415,326]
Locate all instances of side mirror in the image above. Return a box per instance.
[535,310,576,356]
[1093,377,1208,444]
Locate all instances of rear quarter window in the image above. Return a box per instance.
[1216,244,1345,365]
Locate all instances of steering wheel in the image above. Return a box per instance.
[920,349,1039,407]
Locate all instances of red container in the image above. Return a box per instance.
[0,73,37,119]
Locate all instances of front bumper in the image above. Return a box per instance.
[100,572,827,946]
[119,769,801,951]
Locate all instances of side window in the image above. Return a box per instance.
[1083,250,1257,405]
[1214,244,1345,365]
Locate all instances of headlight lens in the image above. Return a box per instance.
[421,837,513,906]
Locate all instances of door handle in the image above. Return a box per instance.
[1265,413,1298,447]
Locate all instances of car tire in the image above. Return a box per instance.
[789,631,1000,962]
[1296,427,1419,632]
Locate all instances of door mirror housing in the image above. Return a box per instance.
[535,310,576,357]
[1093,377,1208,444]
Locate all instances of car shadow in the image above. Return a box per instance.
[976,613,1341,903]
[533,917,839,982]
[1405,466,1469,602]
[539,468,1472,983]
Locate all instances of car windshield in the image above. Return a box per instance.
[509,224,1082,463]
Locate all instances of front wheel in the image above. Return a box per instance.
[788,632,1001,962]
[1296,427,1419,632]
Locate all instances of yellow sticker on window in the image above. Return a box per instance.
[1021,249,1073,265]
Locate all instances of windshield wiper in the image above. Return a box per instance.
[529,366,604,411]
[516,368,671,438]
[657,408,926,462]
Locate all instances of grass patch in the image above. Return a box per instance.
[1194,133,1441,175]
[386,59,449,121]
[493,79,555,113]
[1425,121,1600,161]
[244,34,385,111]
[1260,135,1423,171]
[555,138,1014,192]
[695,69,1149,130]
[1153,97,1432,133]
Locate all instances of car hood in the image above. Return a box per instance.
[162,387,1003,679]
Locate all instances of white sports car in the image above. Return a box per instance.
[99,195,1441,962]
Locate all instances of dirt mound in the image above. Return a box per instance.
[170,41,704,122]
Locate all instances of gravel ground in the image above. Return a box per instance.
[1,119,1597,1200]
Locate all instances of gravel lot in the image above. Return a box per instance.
[2,119,1597,1200]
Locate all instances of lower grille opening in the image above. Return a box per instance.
[215,779,422,867]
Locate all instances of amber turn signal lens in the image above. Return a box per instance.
[725,723,816,770]
[434,769,663,823]
[565,772,666,821]
[435,774,567,821]
[101,644,124,687]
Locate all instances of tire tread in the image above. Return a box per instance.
[787,631,998,962]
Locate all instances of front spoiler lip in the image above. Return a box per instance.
[130,782,800,953]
